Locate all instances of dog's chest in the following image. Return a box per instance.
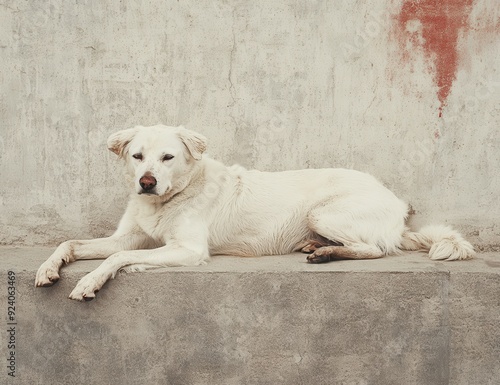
[133,203,177,241]
[136,214,161,238]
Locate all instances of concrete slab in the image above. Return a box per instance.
[1,247,499,384]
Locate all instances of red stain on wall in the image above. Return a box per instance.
[397,0,474,116]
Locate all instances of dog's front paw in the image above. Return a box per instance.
[68,273,105,302]
[35,263,60,287]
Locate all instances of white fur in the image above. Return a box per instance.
[35,125,475,301]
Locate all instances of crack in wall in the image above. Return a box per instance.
[227,8,237,108]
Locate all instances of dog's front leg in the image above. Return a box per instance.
[35,213,152,287]
[68,243,209,301]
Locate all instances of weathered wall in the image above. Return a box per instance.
[0,0,498,247]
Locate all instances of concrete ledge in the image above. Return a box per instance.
[1,247,499,385]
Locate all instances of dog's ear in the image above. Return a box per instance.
[107,128,139,157]
[176,126,207,161]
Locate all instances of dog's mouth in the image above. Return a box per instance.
[138,189,159,196]
[137,186,172,196]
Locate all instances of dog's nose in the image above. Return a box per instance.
[139,175,157,191]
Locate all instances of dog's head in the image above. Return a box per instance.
[107,125,207,198]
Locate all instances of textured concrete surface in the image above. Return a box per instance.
[0,0,499,249]
[1,247,499,384]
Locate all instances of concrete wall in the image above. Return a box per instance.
[0,0,498,248]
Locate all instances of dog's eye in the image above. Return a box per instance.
[132,153,143,161]
[162,154,174,161]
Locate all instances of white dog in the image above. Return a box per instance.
[35,125,475,301]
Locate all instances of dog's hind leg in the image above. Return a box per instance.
[304,199,404,263]
[306,243,384,263]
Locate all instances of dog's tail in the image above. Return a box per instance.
[400,225,475,261]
